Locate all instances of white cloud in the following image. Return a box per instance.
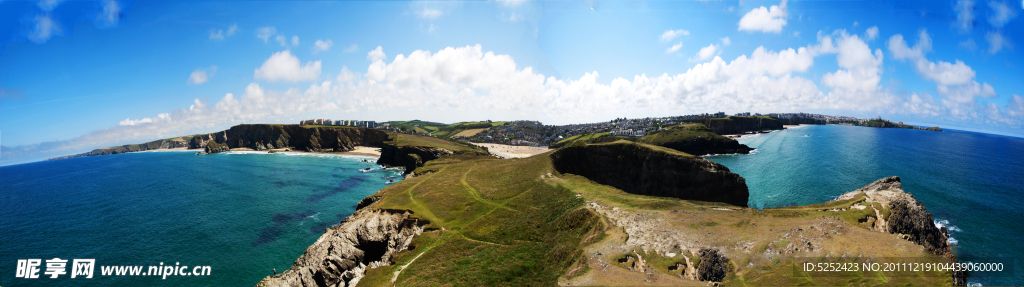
[253,50,321,82]
[368,46,386,62]
[337,66,359,83]
[721,37,732,46]
[853,21,859,27]
[954,0,975,33]
[1006,94,1024,120]
[209,24,238,40]
[987,1,1017,27]
[188,70,209,85]
[14,41,1023,164]
[312,39,333,54]
[888,30,999,116]
[986,31,1011,54]
[660,29,690,42]
[188,67,217,85]
[865,26,879,41]
[887,30,930,61]
[37,0,62,11]
[291,35,299,46]
[497,0,528,7]
[738,0,788,33]
[693,44,719,61]
[417,8,443,19]
[665,42,683,54]
[506,12,523,22]
[822,32,884,93]
[936,81,996,103]
[276,35,287,46]
[793,31,800,37]
[28,15,61,44]
[960,38,978,50]
[343,44,359,53]
[256,26,276,43]
[95,0,121,28]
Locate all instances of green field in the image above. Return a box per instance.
[349,136,957,286]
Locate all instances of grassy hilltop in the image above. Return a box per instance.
[309,133,959,286]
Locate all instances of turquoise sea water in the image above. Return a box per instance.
[708,125,1024,286]
[1,151,403,286]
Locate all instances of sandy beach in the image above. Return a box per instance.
[471,143,550,159]
[256,146,382,157]
[783,124,815,129]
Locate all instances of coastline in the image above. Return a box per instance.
[470,143,549,159]
[218,146,383,157]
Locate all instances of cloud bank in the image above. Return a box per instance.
[5,35,1023,165]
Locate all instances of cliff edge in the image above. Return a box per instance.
[550,140,749,207]
[257,208,428,287]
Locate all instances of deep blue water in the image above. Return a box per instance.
[0,151,403,286]
[708,125,1024,286]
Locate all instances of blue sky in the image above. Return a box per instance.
[0,0,1022,165]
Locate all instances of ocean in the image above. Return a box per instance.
[0,151,404,286]
[707,125,1024,286]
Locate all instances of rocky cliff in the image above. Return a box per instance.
[375,144,453,174]
[47,139,189,161]
[833,176,951,255]
[651,134,753,156]
[257,208,428,287]
[685,116,785,135]
[192,125,390,154]
[550,141,749,207]
[834,176,966,285]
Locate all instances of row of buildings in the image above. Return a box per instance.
[300,119,377,128]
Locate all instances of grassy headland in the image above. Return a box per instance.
[325,134,959,286]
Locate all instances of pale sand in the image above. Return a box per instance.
[264,146,382,157]
[471,143,550,159]
[341,146,382,157]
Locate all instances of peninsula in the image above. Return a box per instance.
[41,117,962,286]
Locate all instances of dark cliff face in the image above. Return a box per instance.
[685,116,820,135]
[376,144,454,174]
[197,125,390,154]
[550,142,749,207]
[657,136,753,156]
[887,195,950,255]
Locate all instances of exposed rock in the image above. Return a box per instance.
[656,136,753,156]
[697,248,729,282]
[376,144,453,174]
[196,125,390,154]
[258,209,428,287]
[550,141,749,207]
[833,176,951,255]
[355,196,381,210]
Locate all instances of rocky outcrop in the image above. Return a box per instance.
[697,248,729,282]
[47,139,189,161]
[258,209,428,287]
[656,136,753,156]
[833,176,966,286]
[195,124,390,154]
[685,116,785,135]
[833,177,951,255]
[551,142,749,207]
[376,144,453,174]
